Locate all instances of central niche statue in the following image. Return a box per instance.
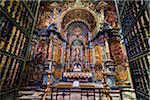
[71,39,84,62]
[75,46,80,61]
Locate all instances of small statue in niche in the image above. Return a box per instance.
[54,46,61,64]
[94,45,102,65]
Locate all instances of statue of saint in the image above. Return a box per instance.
[94,45,102,65]
[75,47,80,61]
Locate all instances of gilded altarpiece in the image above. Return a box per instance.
[30,0,133,88]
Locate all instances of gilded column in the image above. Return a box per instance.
[71,47,74,62]
[105,38,111,59]
[61,45,64,66]
[51,32,54,63]
[67,45,70,68]
[49,32,54,71]
[88,32,91,66]
[70,47,72,67]
[80,46,83,61]
[85,46,88,67]
[92,47,95,67]
[48,34,52,60]
[64,32,67,68]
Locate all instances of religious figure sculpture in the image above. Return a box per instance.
[75,46,80,61]
[54,46,61,64]
[94,45,102,65]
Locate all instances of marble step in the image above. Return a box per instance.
[18,90,44,100]
[21,86,37,90]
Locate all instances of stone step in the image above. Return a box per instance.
[18,96,42,100]
[110,93,120,97]
[112,97,120,100]
[21,86,37,90]
[18,90,44,100]
[18,91,44,95]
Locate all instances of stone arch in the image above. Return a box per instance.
[59,7,97,34]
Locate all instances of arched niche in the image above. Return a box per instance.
[59,8,98,36]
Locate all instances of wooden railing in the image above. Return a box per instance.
[42,86,118,100]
